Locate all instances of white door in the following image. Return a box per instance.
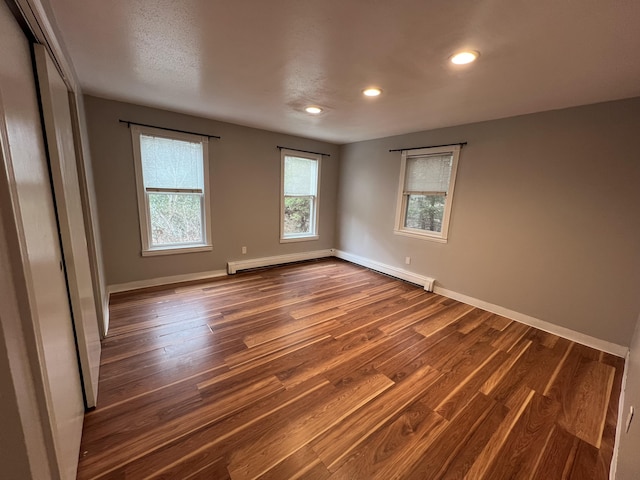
[34,44,102,407]
[0,3,85,478]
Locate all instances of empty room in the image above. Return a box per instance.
[1,0,639,479]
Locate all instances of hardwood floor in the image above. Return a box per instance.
[77,259,624,479]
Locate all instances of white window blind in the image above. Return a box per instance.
[140,135,204,191]
[284,156,318,196]
[131,125,211,255]
[394,145,461,242]
[280,150,321,242]
[404,154,452,193]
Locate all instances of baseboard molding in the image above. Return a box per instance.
[227,249,335,274]
[107,249,334,294]
[610,348,631,479]
[334,250,435,291]
[107,269,228,294]
[107,248,627,357]
[102,303,110,337]
[335,249,628,357]
[434,286,628,357]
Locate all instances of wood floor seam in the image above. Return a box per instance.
[77,259,624,480]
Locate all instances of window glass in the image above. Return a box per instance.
[131,126,211,255]
[281,151,320,241]
[140,135,204,190]
[148,193,203,245]
[284,156,317,196]
[395,145,460,241]
[404,154,452,193]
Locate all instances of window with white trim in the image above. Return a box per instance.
[131,125,212,256]
[394,145,460,242]
[280,149,320,242]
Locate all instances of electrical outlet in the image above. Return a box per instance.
[626,406,634,433]
[242,246,247,254]
[405,256,411,265]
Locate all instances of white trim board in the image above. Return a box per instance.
[334,249,627,358]
[610,348,631,479]
[434,286,628,357]
[107,269,228,294]
[108,249,335,293]
[227,249,334,274]
[107,247,627,357]
[334,250,435,291]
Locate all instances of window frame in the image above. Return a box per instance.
[394,145,461,243]
[131,125,212,256]
[280,149,321,243]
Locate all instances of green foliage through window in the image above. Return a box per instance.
[282,151,319,239]
[148,193,203,245]
[404,194,445,232]
[284,196,312,235]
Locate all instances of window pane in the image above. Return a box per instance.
[405,154,452,192]
[284,156,317,195]
[404,194,445,232]
[284,196,312,235]
[148,193,203,246]
[140,135,204,189]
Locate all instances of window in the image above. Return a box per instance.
[280,149,320,242]
[131,125,211,255]
[394,145,460,242]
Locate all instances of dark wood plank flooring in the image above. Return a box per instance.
[77,259,624,479]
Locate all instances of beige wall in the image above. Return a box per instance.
[71,93,109,336]
[0,289,33,480]
[0,183,51,480]
[84,96,339,285]
[337,98,640,347]
[616,311,640,478]
[1,2,70,477]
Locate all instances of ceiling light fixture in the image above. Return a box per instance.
[305,106,323,114]
[363,87,382,97]
[450,51,479,65]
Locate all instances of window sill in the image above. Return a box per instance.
[141,244,213,257]
[280,235,319,244]
[393,229,448,243]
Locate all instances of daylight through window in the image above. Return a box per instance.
[395,145,460,241]
[281,150,320,242]
[131,125,211,255]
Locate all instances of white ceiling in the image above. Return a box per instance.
[48,0,640,144]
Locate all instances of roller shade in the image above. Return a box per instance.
[404,153,453,193]
[140,134,204,190]
[284,155,317,195]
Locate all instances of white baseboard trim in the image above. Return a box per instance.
[434,286,628,357]
[335,249,627,357]
[334,250,435,291]
[107,269,228,294]
[106,248,627,357]
[610,348,631,479]
[227,249,335,274]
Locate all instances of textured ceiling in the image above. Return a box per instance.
[48,0,640,144]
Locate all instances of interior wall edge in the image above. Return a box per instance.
[14,0,79,91]
[336,248,629,357]
[85,95,341,286]
[107,269,228,295]
[227,248,334,274]
[613,311,640,477]
[12,0,108,338]
[610,347,631,479]
[334,249,434,290]
[107,248,337,294]
[0,139,56,480]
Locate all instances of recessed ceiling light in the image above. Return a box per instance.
[450,51,479,65]
[363,87,382,97]
[305,106,323,114]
